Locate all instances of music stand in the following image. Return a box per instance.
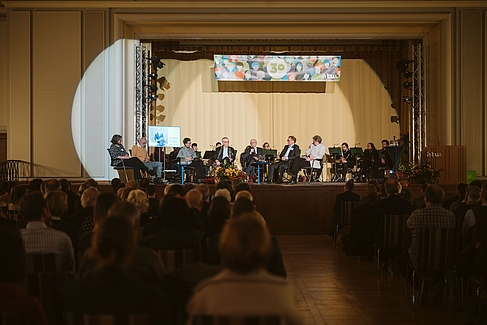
[329,147,342,182]
[263,149,278,163]
[350,147,364,158]
[203,150,215,159]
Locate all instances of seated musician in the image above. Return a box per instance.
[354,142,379,182]
[266,136,300,184]
[242,139,264,181]
[215,137,236,167]
[289,135,326,184]
[379,139,392,169]
[332,142,354,182]
[177,137,206,182]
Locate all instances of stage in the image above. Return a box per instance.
[98,181,458,235]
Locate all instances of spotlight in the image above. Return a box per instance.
[403,96,411,104]
[149,85,158,93]
[403,71,412,79]
[148,94,158,101]
[395,58,414,72]
[148,73,158,80]
[402,82,412,90]
[150,56,165,69]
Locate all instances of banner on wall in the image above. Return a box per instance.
[214,55,341,82]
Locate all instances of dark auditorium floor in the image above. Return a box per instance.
[276,234,463,325]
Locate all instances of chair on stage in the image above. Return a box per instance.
[300,158,323,183]
[403,227,456,311]
[107,149,134,183]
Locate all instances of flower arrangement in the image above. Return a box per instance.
[398,162,442,184]
[214,166,247,183]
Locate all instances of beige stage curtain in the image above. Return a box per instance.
[156,59,399,164]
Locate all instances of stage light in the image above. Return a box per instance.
[403,96,411,104]
[150,56,165,69]
[402,82,412,90]
[149,85,158,92]
[395,58,414,73]
[403,71,412,78]
[149,73,158,80]
[148,94,158,101]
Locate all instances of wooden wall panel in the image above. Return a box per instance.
[8,11,31,163]
[32,11,81,177]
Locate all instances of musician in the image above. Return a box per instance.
[333,142,354,181]
[289,135,327,184]
[177,137,206,182]
[242,139,264,180]
[266,136,300,184]
[354,142,379,181]
[379,139,392,169]
[215,137,236,167]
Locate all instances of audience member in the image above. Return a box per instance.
[7,185,26,219]
[359,184,381,206]
[413,183,429,209]
[215,180,233,200]
[45,191,79,249]
[147,185,159,216]
[78,187,100,236]
[79,201,166,290]
[0,227,48,325]
[186,189,206,236]
[234,182,252,198]
[60,179,79,219]
[29,179,43,193]
[77,192,121,255]
[332,180,360,239]
[214,189,231,202]
[195,184,210,216]
[63,213,164,323]
[443,183,468,211]
[462,182,487,244]
[44,179,61,194]
[165,184,186,197]
[20,192,75,286]
[186,215,301,324]
[235,190,253,202]
[454,186,481,230]
[127,189,151,227]
[206,196,231,237]
[110,178,122,193]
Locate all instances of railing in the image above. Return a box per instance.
[0,160,30,182]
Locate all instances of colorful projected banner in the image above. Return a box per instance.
[214,55,341,82]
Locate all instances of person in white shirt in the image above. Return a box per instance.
[289,135,327,183]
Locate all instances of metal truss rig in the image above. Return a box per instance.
[410,44,427,164]
[135,44,150,143]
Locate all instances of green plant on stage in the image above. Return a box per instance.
[398,162,442,184]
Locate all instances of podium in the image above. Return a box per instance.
[421,146,466,184]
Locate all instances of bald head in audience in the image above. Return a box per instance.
[186,189,203,211]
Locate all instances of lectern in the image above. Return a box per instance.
[421,146,466,184]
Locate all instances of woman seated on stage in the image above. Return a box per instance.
[108,134,148,182]
[354,142,379,182]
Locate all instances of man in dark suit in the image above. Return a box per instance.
[373,178,413,265]
[332,180,360,233]
[266,136,300,184]
[242,139,264,181]
[215,137,236,167]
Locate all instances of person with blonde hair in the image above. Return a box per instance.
[186,215,301,324]
[78,187,100,236]
[214,189,231,202]
[127,189,151,226]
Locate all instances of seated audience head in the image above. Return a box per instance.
[111,178,121,192]
[420,182,429,195]
[470,180,484,189]
[108,201,141,227]
[21,191,48,222]
[345,180,355,191]
[216,180,233,195]
[466,186,481,205]
[127,189,149,214]
[44,179,61,193]
[94,192,121,232]
[29,179,43,193]
[215,189,231,202]
[384,178,399,195]
[195,184,210,202]
[186,189,203,211]
[147,185,156,198]
[81,187,100,208]
[83,178,99,191]
[232,198,255,218]
[0,227,25,283]
[235,190,253,202]
[59,178,71,191]
[121,187,137,201]
[10,185,27,205]
[159,196,193,231]
[139,178,150,190]
[183,183,195,193]
[365,184,378,198]
[166,184,186,197]
[234,182,252,197]
[92,215,136,269]
[219,215,272,274]
[125,180,138,188]
[425,185,444,204]
[44,190,68,218]
[208,196,231,223]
